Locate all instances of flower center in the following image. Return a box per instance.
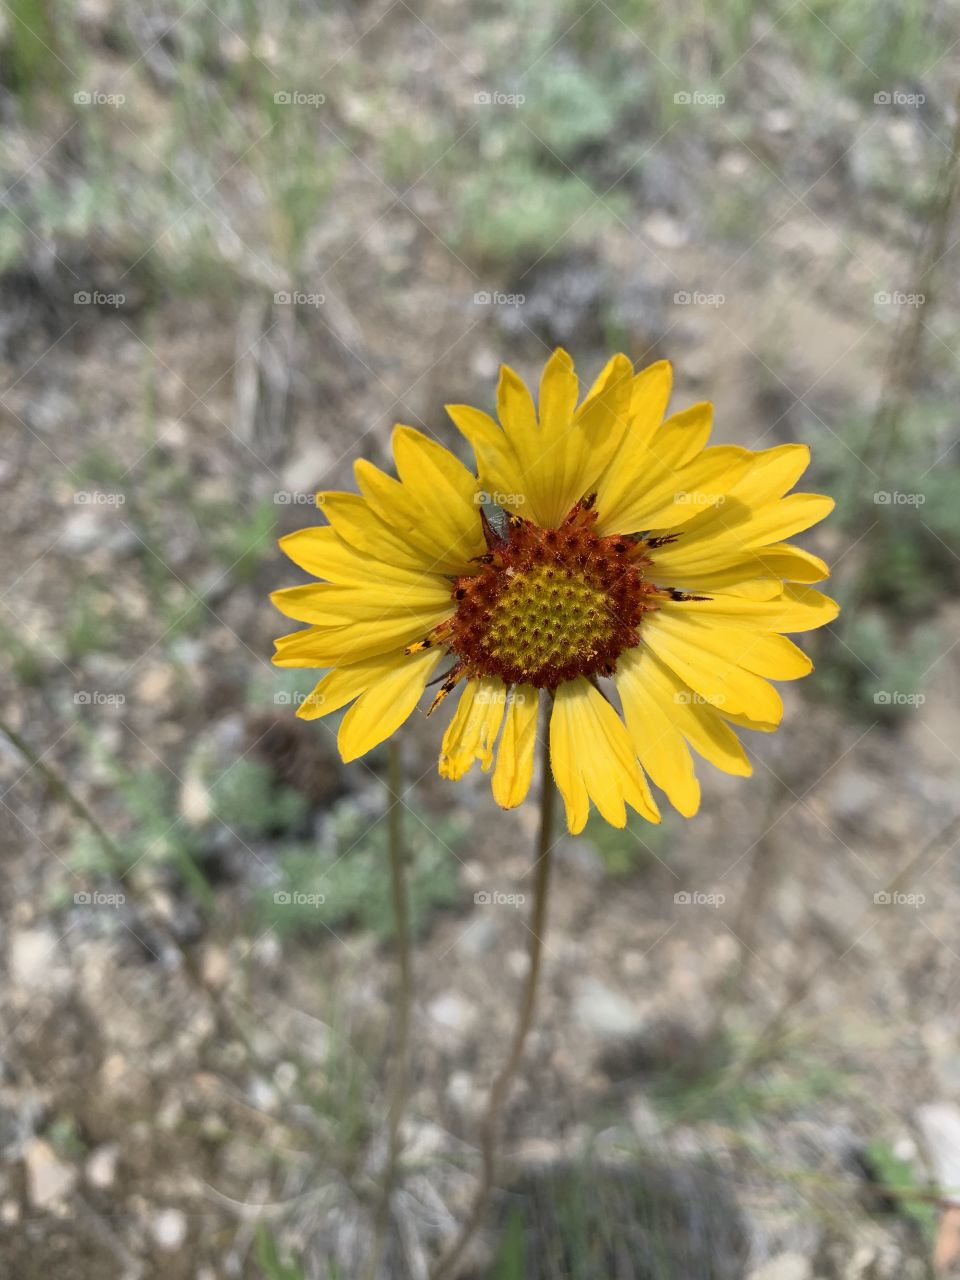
[447,502,659,689]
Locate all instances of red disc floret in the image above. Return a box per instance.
[446,499,659,689]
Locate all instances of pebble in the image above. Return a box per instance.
[85,1144,119,1189]
[151,1207,188,1251]
[24,1138,76,1208]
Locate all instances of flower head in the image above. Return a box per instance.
[272,350,837,833]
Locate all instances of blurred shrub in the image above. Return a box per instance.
[209,757,309,839]
[813,405,957,722]
[584,810,673,878]
[256,796,464,942]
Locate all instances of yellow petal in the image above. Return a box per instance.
[664,585,839,632]
[337,647,443,762]
[678,619,814,680]
[639,651,753,776]
[295,652,411,721]
[279,525,451,593]
[317,491,438,572]
[271,579,452,623]
[549,678,660,834]
[593,361,673,516]
[595,445,752,536]
[439,678,508,779]
[642,612,784,723]
[616,648,700,817]
[652,542,831,590]
[273,605,452,666]
[491,686,540,808]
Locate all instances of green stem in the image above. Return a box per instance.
[366,738,413,1279]
[430,729,556,1280]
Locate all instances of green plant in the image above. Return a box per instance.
[584,809,673,878]
[208,757,309,838]
[863,1139,938,1240]
[255,796,464,941]
[254,1227,307,1280]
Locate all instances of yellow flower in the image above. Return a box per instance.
[273,350,837,833]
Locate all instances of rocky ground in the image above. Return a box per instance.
[1,0,960,1276]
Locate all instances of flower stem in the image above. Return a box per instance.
[431,730,556,1280]
[366,738,412,1280]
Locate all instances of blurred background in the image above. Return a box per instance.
[1,0,959,1276]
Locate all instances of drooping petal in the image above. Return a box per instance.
[439,678,508,779]
[491,686,540,808]
[549,677,660,834]
[616,647,701,817]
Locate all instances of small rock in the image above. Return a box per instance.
[10,930,69,992]
[151,1207,188,1252]
[24,1138,76,1208]
[200,945,230,990]
[85,1144,119,1189]
[747,1254,812,1280]
[573,978,643,1040]
[427,992,475,1035]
